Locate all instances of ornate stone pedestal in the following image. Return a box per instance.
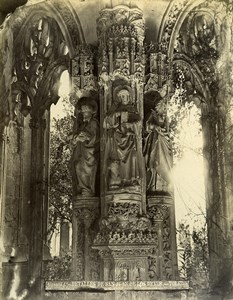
[72,197,101,281]
[147,195,178,280]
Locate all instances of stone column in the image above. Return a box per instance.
[60,221,70,256]
[72,198,100,280]
[143,48,178,280]
[0,126,8,298]
[93,6,157,281]
[97,6,146,213]
[201,109,225,288]
[28,115,49,298]
[214,14,233,294]
[69,45,100,281]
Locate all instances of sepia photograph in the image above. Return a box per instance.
[0,0,233,299]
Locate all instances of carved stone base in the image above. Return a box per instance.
[72,197,101,281]
[147,195,179,280]
[93,214,156,281]
[45,280,189,290]
[95,245,154,281]
[45,280,190,300]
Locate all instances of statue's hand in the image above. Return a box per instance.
[126,131,135,136]
[71,135,79,145]
[115,112,121,117]
[121,111,128,123]
[74,132,89,143]
[76,136,86,142]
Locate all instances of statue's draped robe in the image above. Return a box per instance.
[71,117,99,195]
[143,113,172,192]
[104,104,143,187]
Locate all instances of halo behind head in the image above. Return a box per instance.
[117,89,130,98]
[113,85,133,104]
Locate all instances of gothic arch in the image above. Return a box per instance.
[159,0,232,290]
[173,53,210,104]
[158,0,206,59]
[13,1,85,58]
[0,2,86,298]
[158,0,224,102]
[0,1,85,128]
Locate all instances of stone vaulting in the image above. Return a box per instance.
[0,0,233,299]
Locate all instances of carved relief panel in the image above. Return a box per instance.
[72,203,101,280]
[147,197,177,280]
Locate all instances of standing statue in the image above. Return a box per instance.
[70,97,99,197]
[103,88,142,190]
[143,99,172,194]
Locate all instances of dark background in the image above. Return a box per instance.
[0,0,28,24]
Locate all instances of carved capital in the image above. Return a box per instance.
[29,117,46,130]
[202,110,219,125]
[75,206,99,228]
[147,204,169,222]
[1,132,10,143]
[97,6,144,45]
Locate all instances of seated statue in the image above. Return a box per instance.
[103,88,142,191]
[70,97,99,197]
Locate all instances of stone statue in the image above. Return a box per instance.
[103,88,142,190]
[143,99,172,194]
[70,97,99,197]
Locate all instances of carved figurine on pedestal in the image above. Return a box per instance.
[103,88,142,191]
[70,97,99,197]
[143,99,172,194]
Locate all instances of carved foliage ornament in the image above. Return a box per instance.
[159,0,189,53]
[94,229,157,245]
[11,15,69,119]
[145,51,171,95]
[75,207,99,224]
[97,6,145,82]
[110,247,153,257]
[108,202,140,218]
[75,221,85,280]
[147,204,169,222]
[163,251,173,280]
[177,10,218,96]
[172,59,207,105]
[70,44,98,97]
[99,214,154,234]
[97,7,144,45]
[51,0,84,50]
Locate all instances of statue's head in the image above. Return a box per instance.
[117,89,131,105]
[155,100,167,117]
[76,97,98,118]
[80,104,94,119]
